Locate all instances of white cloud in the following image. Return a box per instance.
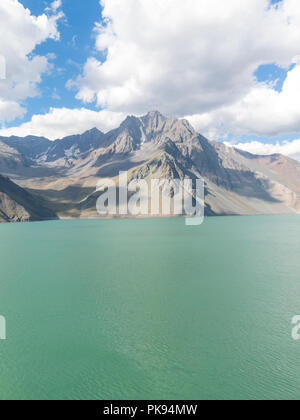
[3,0,300,148]
[0,0,62,124]
[226,139,300,161]
[70,0,300,137]
[50,0,62,13]
[186,63,300,138]
[0,108,126,140]
[0,98,25,123]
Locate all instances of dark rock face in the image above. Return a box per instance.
[0,175,57,222]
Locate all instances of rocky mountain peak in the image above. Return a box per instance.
[120,115,140,128]
[113,111,200,152]
[140,111,166,133]
[83,127,103,137]
[1,111,300,221]
[138,112,198,147]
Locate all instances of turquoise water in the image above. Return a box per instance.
[0,216,299,400]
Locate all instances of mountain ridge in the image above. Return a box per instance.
[0,111,299,221]
[0,175,57,222]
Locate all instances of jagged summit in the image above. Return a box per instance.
[0,111,299,221]
[84,127,103,135]
[146,110,164,117]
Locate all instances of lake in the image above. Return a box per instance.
[0,216,299,400]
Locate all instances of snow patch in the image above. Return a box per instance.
[139,119,147,145]
[35,148,50,163]
[65,145,81,158]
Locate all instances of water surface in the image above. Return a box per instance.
[0,216,299,400]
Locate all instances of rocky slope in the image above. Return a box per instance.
[0,111,299,220]
[0,175,57,222]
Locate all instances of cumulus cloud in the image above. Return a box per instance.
[226,139,300,161]
[0,99,25,123]
[3,0,300,149]
[186,63,300,138]
[0,108,126,140]
[70,0,300,138]
[0,0,62,124]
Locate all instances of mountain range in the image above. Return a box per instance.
[0,111,300,222]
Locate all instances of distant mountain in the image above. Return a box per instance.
[0,175,57,222]
[0,127,104,163]
[0,111,299,221]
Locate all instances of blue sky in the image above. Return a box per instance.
[14,0,290,137]
[11,0,103,126]
[1,0,300,159]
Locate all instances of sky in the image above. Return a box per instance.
[0,0,300,160]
